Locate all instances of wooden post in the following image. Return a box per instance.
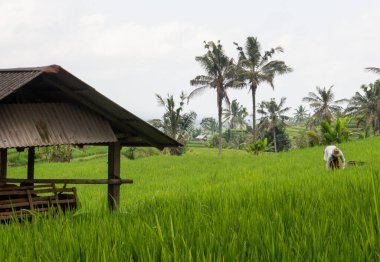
[108,142,121,211]
[0,149,7,186]
[27,147,35,186]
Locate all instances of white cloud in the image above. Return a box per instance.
[0,0,379,121]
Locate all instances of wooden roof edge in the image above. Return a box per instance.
[0,64,182,149]
[0,64,60,73]
[43,66,183,148]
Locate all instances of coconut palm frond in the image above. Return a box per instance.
[257,97,290,152]
[188,86,209,101]
[233,36,292,140]
[189,40,240,156]
[190,75,214,86]
[346,80,380,134]
[155,93,167,107]
[303,85,346,126]
[366,67,380,74]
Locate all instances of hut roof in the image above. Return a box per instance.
[0,65,181,149]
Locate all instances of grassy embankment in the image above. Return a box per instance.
[1,137,380,260]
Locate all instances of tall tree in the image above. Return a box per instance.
[200,117,218,135]
[302,86,345,127]
[257,97,290,152]
[223,99,248,129]
[149,92,197,154]
[189,41,239,156]
[345,80,380,135]
[293,105,309,124]
[234,37,293,141]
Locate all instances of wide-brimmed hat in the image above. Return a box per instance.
[333,148,340,156]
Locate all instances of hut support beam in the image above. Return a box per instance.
[27,147,35,186]
[108,142,121,211]
[0,149,7,182]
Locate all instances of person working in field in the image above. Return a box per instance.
[324,145,345,170]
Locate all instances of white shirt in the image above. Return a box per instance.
[324,145,345,170]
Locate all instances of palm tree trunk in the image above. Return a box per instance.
[217,101,223,156]
[273,129,277,153]
[373,119,377,136]
[251,83,258,141]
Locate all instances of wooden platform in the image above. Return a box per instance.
[0,183,77,221]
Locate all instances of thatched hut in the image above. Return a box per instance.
[0,65,180,213]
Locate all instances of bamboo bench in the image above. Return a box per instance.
[0,183,77,221]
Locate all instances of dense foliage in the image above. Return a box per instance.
[320,117,350,144]
[302,85,345,128]
[262,127,292,152]
[346,80,380,135]
[257,97,291,152]
[222,99,248,129]
[247,137,267,155]
[149,92,197,155]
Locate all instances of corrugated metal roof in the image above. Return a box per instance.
[0,103,117,149]
[0,70,42,100]
[0,65,182,149]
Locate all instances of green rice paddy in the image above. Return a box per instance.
[1,137,380,261]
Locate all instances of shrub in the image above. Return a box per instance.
[247,138,268,155]
[320,117,350,144]
[294,130,309,149]
[47,145,73,162]
[124,147,136,160]
[122,147,160,159]
[306,129,321,147]
[263,127,291,152]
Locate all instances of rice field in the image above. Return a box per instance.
[1,137,380,261]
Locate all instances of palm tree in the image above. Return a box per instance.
[223,99,248,129]
[302,86,345,127]
[200,117,218,135]
[257,97,290,152]
[293,105,309,124]
[149,92,197,154]
[366,67,380,74]
[345,81,380,135]
[234,36,293,141]
[189,41,239,156]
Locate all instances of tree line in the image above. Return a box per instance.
[149,36,379,156]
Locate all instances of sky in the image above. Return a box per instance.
[0,0,379,122]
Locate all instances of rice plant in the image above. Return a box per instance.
[1,137,379,260]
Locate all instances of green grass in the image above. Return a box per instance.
[286,125,306,144]
[6,146,110,166]
[286,125,305,136]
[1,137,380,260]
[187,140,208,148]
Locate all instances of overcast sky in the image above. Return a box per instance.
[1,0,379,121]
